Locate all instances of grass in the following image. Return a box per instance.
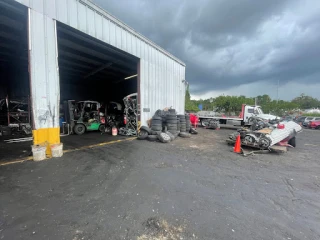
[303,113,320,117]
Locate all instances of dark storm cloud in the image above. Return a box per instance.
[92,0,320,98]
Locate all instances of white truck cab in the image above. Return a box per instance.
[243,105,279,123]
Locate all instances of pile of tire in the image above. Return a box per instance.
[185,114,191,132]
[151,116,162,135]
[176,115,190,138]
[178,115,186,132]
[166,113,178,135]
[137,108,197,142]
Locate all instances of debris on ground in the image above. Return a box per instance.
[227,119,302,150]
[137,217,195,240]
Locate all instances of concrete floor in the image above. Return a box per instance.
[0,132,129,164]
[0,128,319,239]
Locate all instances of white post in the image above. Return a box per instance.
[28,9,60,156]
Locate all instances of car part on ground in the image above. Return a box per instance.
[201,119,220,129]
[227,120,302,149]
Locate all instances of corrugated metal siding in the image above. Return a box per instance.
[15,0,186,125]
[28,9,60,129]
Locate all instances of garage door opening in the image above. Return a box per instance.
[57,23,139,138]
[0,1,31,136]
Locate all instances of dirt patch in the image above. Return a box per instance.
[138,217,194,240]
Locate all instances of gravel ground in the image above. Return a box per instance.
[0,127,319,240]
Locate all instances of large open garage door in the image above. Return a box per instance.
[56,23,139,141]
[0,1,32,162]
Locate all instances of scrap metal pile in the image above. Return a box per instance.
[227,117,302,149]
[138,108,198,143]
[0,97,32,136]
[119,93,139,136]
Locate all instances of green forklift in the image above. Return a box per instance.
[64,100,105,135]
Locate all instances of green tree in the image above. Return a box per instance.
[185,86,199,112]
[292,94,320,109]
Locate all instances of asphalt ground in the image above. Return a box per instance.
[0,127,319,240]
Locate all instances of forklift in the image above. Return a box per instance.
[63,100,105,135]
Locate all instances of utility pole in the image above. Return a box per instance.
[277,79,279,103]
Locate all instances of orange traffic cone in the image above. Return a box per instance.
[234,135,241,153]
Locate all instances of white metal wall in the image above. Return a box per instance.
[28,8,60,129]
[14,0,186,125]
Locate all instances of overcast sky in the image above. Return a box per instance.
[93,0,320,101]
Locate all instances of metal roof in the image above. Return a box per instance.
[83,0,185,66]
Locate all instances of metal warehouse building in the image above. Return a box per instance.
[0,0,186,155]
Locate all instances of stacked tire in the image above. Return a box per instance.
[151,116,162,134]
[185,114,191,132]
[166,114,178,134]
[178,115,187,132]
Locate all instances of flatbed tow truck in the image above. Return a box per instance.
[198,104,279,129]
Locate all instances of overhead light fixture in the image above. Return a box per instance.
[124,74,138,80]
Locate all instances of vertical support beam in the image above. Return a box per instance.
[28,8,60,156]
[137,60,141,122]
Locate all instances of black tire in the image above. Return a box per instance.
[147,135,158,141]
[179,132,191,138]
[288,137,296,147]
[99,124,106,132]
[166,115,177,120]
[177,114,185,118]
[154,110,163,117]
[166,131,175,141]
[168,130,178,135]
[151,126,162,131]
[190,128,198,134]
[168,109,176,114]
[140,126,151,134]
[151,130,161,135]
[158,133,171,143]
[151,119,162,125]
[74,124,86,135]
[138,129,149,140]
[152,116,162,120]
[166,119,177,124]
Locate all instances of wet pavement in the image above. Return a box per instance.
[0,128,319,239]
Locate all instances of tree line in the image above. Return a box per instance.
[185,88,320,116]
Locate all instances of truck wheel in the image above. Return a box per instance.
[74,124,86,135]
[288,137,296,147]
